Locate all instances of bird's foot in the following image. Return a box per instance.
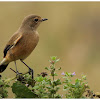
[28,68,34,79]
[16,71,24,81]
[16,71,22,76]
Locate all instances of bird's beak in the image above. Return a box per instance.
[42,18,48,21]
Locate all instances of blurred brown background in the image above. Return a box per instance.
[0,2,100,97]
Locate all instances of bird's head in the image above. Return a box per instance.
[21,14,48,30]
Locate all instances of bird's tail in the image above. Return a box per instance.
[0,58,9,73]
[0,64,9,73]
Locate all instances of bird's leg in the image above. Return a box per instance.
[14,61,19,75]
[14,61,22,75]
[20,59,34,79]
[14,61,24,81]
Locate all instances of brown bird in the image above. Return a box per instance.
[0,14,48,78]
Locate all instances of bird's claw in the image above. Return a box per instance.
[16,72,24,81]
[28,68,33,79]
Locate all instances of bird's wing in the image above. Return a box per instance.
[3,34,22,57]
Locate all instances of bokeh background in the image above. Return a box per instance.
[0,2,100,97]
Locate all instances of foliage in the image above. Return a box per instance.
[63,72,89,98]
[0,56,99,98]
[0,76,10,98]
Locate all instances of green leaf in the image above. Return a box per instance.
[12,82,38,98]
[82,75,86,80]
[0,80,3,85]
[58,67,61,70]
[45,67,49,70]
[32,86,39,90]
[35,76,44,82]
[55,94,61,98]
[46,86,52,89]
[65,72,72,76]
[64,85,68,89]
[54,73,58,76]
[0,94,2,98]
[55,59,60,62]
[75,79,81,88]
[5,84,10,87]
[51,56,57,60]
[53,79,61,86]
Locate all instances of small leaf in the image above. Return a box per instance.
[55,59,60,62]
[64,85,68,89]
[75,79,81,88]
[48,60,51,63]
[55,94,61,98]
[54,73,58,76]
[51,56,57,60]
[32,86,39,90]
[58,67,61,70]
[82,75,86,80]
[53,79,61,86]
[45,67,49,70]
[0,80,3,85]
[5,84,10,87]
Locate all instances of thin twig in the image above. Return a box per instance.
[10,68,17,73]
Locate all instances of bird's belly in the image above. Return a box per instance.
[16,42,37,60]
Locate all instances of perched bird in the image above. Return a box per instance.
[0,14,48,78]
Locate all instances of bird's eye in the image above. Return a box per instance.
[34,19,38,22]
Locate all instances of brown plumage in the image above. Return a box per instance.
[0,14,48,73]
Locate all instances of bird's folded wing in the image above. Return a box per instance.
[13,35,22,47]
[3,34,22,57]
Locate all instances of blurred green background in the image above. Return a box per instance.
[0,2,100,97]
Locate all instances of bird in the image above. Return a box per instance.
[0,14,48,78]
